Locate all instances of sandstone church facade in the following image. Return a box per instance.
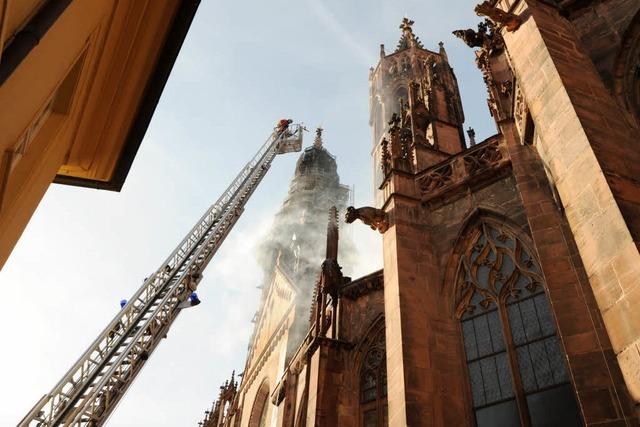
[200,1,640,425]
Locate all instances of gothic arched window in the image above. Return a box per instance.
[373,103,384,143]
[248,381,269,427]
[614,11,640,123]
[359,328,387,427]
[394,87,408,107]
[455,220,581,427]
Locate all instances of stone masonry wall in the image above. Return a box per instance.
[499,0,640,404]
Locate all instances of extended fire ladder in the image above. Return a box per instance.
[19,124,304,427]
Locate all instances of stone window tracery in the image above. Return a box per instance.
[359,328,387,427]
[455,220,581,427]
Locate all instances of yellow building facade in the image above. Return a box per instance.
[0,0,199,268]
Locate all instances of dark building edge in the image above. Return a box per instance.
[53,0,202,192]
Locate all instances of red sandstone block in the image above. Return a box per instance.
[568,351,615,389]
[556,308,594,337]
[523,202,544,217]
[576,388,620,424]
[602,348,628,388]
[590,419,632,427]
[542,256,574,275]
[543,268,582,293]
[563,330,601,355]
[535,226,568,245]
[537,241,572,261]
[518,180,546,195]
[529,212,560,230]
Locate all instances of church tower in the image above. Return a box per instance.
[256,127,351,357]
[369,18,466,206]
[203,130,352,427]
[368,16,635,427]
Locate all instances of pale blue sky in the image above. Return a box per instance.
[0,1,493,425]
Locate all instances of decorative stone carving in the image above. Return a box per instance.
[463,141,502,174]
[380,138,391,176]
[396,17,424,52]
[345,206,389,234]
[399,126,413,161]
[271,377,287,405]
[340,272,384,300]
[452,20,502,51]
[407,81,430,145]
[417,163,454,194]
[455,221,543,318]
[474,1,522,32]
[452,27,487,48]
[388,112,401,129]
[513,83,530,141]
[415,138,509,202]
[499,80,513,97]
[387,112,413,172]
[454,20,513,121]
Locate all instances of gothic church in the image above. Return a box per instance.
[201,1,640,425]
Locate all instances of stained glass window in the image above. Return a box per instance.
[455,221,581,426]
[360,328,387,427]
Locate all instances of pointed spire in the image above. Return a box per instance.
[467,127,476,145]
[379,43,386,58]
[396,17,424,52]
[325,206,339,260]
[314,127,323,148]
[439,41,448,61]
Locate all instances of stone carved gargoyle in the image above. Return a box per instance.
[452,27,487,48]
[345,206,389,234]
[475,1,522,32]
[453,20,504,53]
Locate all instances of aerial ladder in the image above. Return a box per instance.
[19,123,305,427]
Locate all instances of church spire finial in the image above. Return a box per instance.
[314,127,323,147]
[395,17,423,52]
[399,17,415,34]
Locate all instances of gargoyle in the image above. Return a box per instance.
[345,206,389,234]
[475,1,522,32]
[452,28,486,48]
[453,20,492,49]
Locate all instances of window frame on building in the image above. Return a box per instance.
[454,219,581,427]
[358,326,388,427]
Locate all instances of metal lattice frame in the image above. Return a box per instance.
[19,125,304,427]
